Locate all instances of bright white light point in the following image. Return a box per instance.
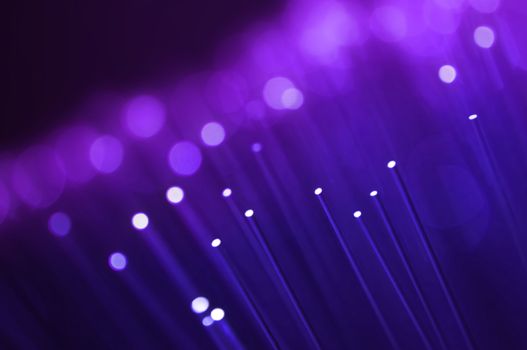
[210,308,225,321]
[166,186,184,204]
[387,160,397,168]
[353,211,362,218]
[244,209,254,218]
[191,297,210,314]
[438,65,457,84]
[314,188,323,195]
[202,316,214,327]
[370,190,378,197]
[211,238,222,248]
[131,212,149,230]
[468,114,478,120]
[222,188,232,198]
[474,26,495,48]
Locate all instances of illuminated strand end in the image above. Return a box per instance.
[244,209,254,218]
[109,252,127,271]
[314,187,323,196]
[211,238,222,248]
[387,160,397,169]
[468,114,478,121]
[211,308,225,321]
[370,190,378,197]
[131,212,149,230]
[353,211,362,219]
[251,143,262,153]
[222,188,232,198]
[191,297,210,314]
[202,316,214,327]
[166,186,184,204]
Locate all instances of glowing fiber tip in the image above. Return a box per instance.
[314,187,323,195]
[202,316,214,327]
[109,252,127,271]
[222,188,232,198]
[353,211,362,218]
[131,212,149,230]
[210,308,225,321]
[166,186,184,204]
[387,160,397,168]
[191,297,210,314]
[244,209,254,218]
[251,143,262,153]
[468,114,478,120]
[211,238,222,248]
[369,190,378,197]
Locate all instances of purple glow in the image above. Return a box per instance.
[124,95,166,138]
[200,122,226,147]
[204,71,248,114]
[55,126,97,184]
[202,316,214,327]
[438,65,457,83]
[263,77,295,110]
[251,143,262,153]
[48,212,72,237]
[168,141,202,176]
[468,0,500,13]
[245,100,266,119]
[191,297,210,313]
[109,252,127,271]
[370,6,407,43]
[12,146,66,208]
[474,26,495,48]
[89,135,124,174]
[0,182,10,224]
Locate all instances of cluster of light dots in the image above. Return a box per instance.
[438,65,457,84]
[166,186,184,204]
[109,252,127,271]
[132,213,149,230]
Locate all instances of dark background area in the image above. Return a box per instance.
[4,0,283,149]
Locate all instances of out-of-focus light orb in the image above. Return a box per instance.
[48,212,71,237]
[438,65,457,83]
[222,188,232,198]
[474,26,495,48]
[210,308,225,321]
[468,0,500,13]
[434,0,465,10]
[281,88,304,110]
[251,143,262,153]
[387,160,397,168]
[201,122,225,147]
[211,238,222,248]
[166,186,184,204]
[370,190,378,197]
[424,2,461,35]
[191,297,210,314]
[12,146,65,208]
[468,114,478,120]
[89,135,124,174]
[55,126,97,184]
[132,212,149,230]
[263,77,295,110]
[124,95,166,138]
[353,211,362,218]
[202,316,214,327]
[244,209,254,218]
[168,141,202,176]
[370,5,407,42]
[314,188,323,195]
[109,252,127,271]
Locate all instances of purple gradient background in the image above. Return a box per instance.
[2,0,527,349]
